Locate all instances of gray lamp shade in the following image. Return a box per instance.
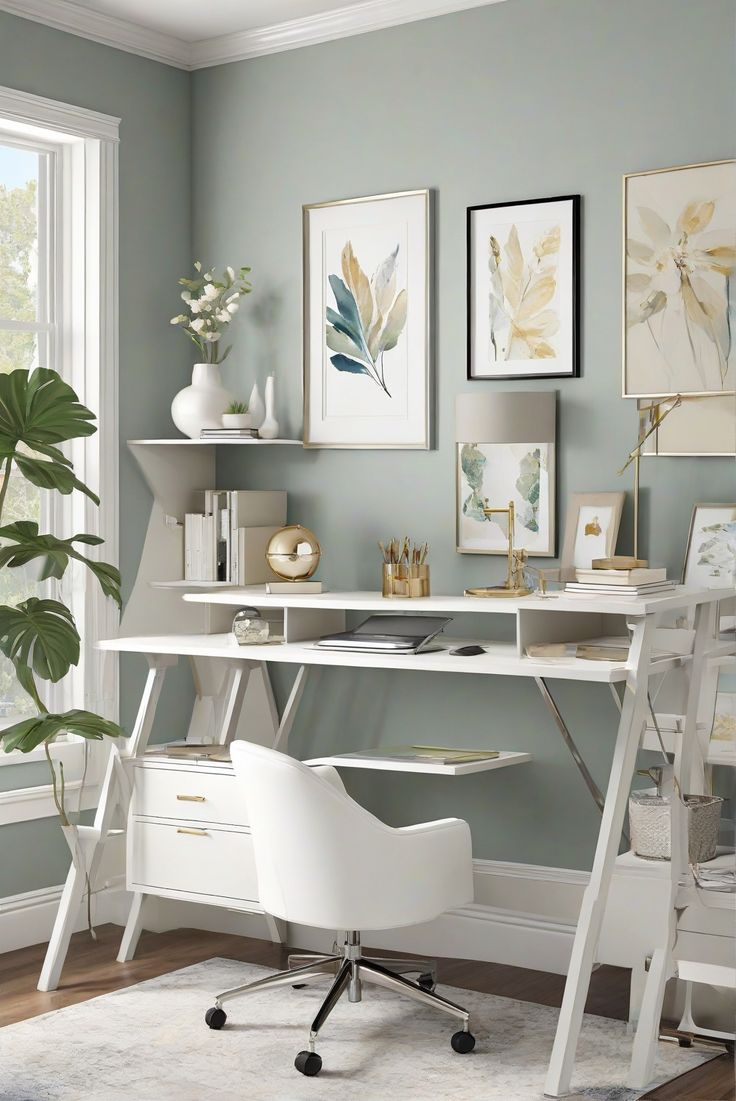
[455,391,556,443]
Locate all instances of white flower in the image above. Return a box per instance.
[201,301,212,312]
[226,266,235,280]
[194,261,202,272]
[180,290,191,302]
[191,318,205,333]
[170,315,185,324]
[226,291,240,303]
[227,302,239,314]
[217,310,230,323]
[204,332,219,342]
[189,300,201,314]
[203,283,217,299]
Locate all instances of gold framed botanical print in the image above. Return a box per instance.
[623,159,736,398]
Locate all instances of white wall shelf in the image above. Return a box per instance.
[127,438,302,446]
[306,749,531,776]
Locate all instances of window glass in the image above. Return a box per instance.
[0,143,40,322]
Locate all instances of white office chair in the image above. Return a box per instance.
[204,740,476,1077]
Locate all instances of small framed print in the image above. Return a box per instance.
[303,189,431,448]
[559,492,625,581]
[467,194,580,380]
[682,503,736,588]
[456,441,555,556]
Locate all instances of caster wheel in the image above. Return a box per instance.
[205,1006,227,1030]
[418,973,436,993]
[295,1050,322,1076]
[677,1037,693,1048]
[292,983,308,990]
[451,1030,476,1054]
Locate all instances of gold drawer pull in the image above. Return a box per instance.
[177,827,208,837]
[176,794,206,802]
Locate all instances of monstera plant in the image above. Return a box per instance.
[0,368,124,844]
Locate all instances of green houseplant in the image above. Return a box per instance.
[0,368,124,873]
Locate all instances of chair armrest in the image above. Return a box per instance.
[307,763,348,796]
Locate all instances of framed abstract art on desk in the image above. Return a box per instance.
[303,189,431,449]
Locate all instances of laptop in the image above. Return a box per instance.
[316,614,452,654]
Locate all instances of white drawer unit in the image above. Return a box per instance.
[128,817,259,904]
[131,761,250,827]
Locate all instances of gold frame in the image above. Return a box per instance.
[302,188,431,449]
[622,158,736,399]
[559,491,625,581]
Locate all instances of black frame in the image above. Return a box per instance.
[466,194,580,381]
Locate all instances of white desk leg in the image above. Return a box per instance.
[273,665,309,752]
[117,891,146,963]
[544,615,654,1098]
[37,857,89,992]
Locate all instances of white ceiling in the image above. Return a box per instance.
[61,0,371,43]
[0,0,504,68]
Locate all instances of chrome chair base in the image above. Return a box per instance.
[205,932,475,1076]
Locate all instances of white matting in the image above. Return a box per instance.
[0,958,708,1101]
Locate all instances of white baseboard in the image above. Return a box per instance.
[0,882,131,955]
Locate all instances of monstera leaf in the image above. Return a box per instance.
[1,709,124,754]
[0,598,80,685]
[0,368,99,503]
[0,521,122,607]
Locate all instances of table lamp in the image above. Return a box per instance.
[600,394,710,570]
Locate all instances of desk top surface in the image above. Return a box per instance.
[183,585,732,617]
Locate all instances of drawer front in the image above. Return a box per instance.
[129,820,259,902]
[132,765,248,827]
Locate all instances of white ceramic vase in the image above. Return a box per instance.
[248,382,265,429]
[171,363,234,440]
[259,374,279,440]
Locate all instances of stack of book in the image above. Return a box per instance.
[200,428,259,439]
[565,566,676,598]
[184,489,286,584]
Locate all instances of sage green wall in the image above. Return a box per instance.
[193,0,735,870]
[0,11,193,897]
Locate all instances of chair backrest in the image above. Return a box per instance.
[230,740,408,930]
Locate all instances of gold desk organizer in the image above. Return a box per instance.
[382,562,430,598]
[464,500,534,599]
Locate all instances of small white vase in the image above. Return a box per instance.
[248,382,265,429]
[259,374,279,440]
[171,363,234,439]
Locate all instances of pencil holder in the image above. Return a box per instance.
[407,563,430,598]
[382,562,408,597]
[382,563,430,598]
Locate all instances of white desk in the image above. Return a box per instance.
[39,584,728,1097]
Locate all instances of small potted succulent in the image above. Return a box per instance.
[222,399,251,430]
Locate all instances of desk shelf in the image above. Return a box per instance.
[98,632,687,684]
[305,749,531,776]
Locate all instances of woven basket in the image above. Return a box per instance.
[629,792,723,863]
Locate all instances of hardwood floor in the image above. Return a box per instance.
[1,925,732,1100]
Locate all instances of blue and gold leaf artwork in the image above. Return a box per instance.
[325,242,408,397]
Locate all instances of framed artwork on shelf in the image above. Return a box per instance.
[682,503,736,588]
[303,189,431,449]
[638,393,736,457]
[559,492,625,581]
[710,691,736,763]
[623,159,736,398]
[467,194,580,380]
[456,442,555,556]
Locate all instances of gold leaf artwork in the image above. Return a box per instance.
[489,223,561,362]
[584,517,602,537]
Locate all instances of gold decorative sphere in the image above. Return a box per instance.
[266,524,321,581]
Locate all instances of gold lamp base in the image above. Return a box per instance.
[593,556,648,570]
[464,585,532,599]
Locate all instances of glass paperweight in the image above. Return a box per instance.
[232,606,270,646]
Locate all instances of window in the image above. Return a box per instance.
[0,86,120,774]
[0,137,57,725]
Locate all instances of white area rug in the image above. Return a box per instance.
[0,958,707,1101]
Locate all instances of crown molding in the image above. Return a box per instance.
[0,0,191,69]
[190,0,506,69]
[0,0,506,71]
[0,82,120,140]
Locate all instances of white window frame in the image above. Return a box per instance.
[0,86,120,797]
